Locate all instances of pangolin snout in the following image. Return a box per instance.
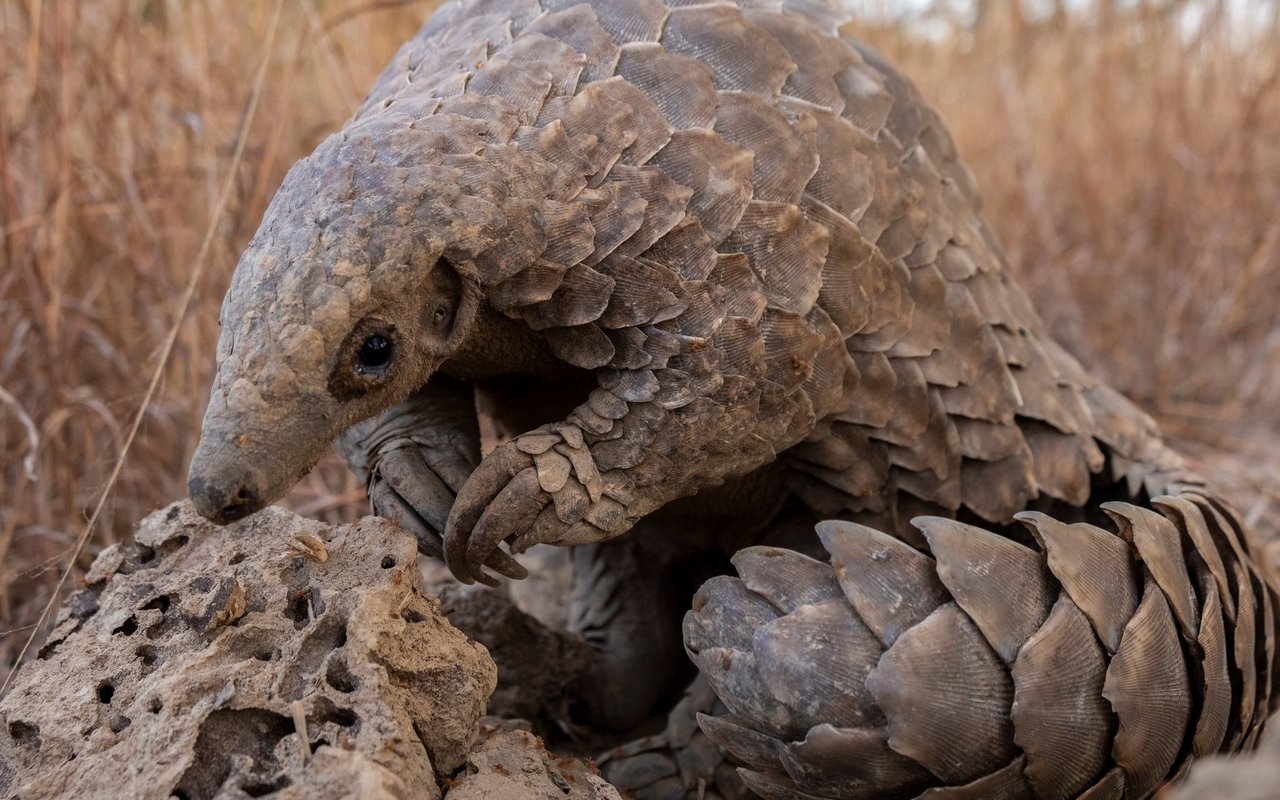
[188,469,266,525]
[189,395,335,526]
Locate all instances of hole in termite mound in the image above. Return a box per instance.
[175,708,293,800]
[325,656,357,693]
[137,644,164,671]
[97,681,116,704]
[284,587,325,630]
[8,720,40,749]
[142,595,171,613]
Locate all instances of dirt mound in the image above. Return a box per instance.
[0,502,614,799]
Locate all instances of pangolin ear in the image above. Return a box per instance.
[419,257,479,357]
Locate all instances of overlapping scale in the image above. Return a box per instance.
[914,516,1055,664]
[687,491,1277,799]
[1010,596,1110,799]
[337,5,1280,799]
[777,724,934,797]
[867,602,1017,783]
[1017,512,1138,653]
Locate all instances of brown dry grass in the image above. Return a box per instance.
[2,0,1278,669]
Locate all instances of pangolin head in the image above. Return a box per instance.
[188,126,506,524]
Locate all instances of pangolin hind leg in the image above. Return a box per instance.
[566,516,717,733]
[598,675,752,800]
[596,504,829,800]
[568,464,798,733]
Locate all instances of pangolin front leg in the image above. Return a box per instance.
[445,388,722,584]
[445,300,843,585]
[337,376,526,584]
[444,420,619,583]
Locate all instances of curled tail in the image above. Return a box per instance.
[685,490,1278,799]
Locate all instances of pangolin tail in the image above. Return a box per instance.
[683,491,1279,799]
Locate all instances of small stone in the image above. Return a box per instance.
[443,730,622,800]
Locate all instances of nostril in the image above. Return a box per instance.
[188,469,262,524]
[221,503,251,522]
[220,486,259,522]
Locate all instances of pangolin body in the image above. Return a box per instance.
[186,1,1280,798]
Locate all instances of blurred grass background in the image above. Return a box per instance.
[2,0,1278,668]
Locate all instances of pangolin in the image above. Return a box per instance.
[186,0,1280,797]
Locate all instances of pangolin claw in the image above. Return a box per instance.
[445,444,538,584]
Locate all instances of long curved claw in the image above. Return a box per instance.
[511,504,573,553]
[445,433,646,582]
[511,502,627,552]
[371,480,446,561]
[467,467,550,577]
[477,544,530,582]
[378,447,454,533]
[445,445,535,583]
[421,442,478,494]
[373,446,528,584]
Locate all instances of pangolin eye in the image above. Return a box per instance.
[355,334,394,373]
